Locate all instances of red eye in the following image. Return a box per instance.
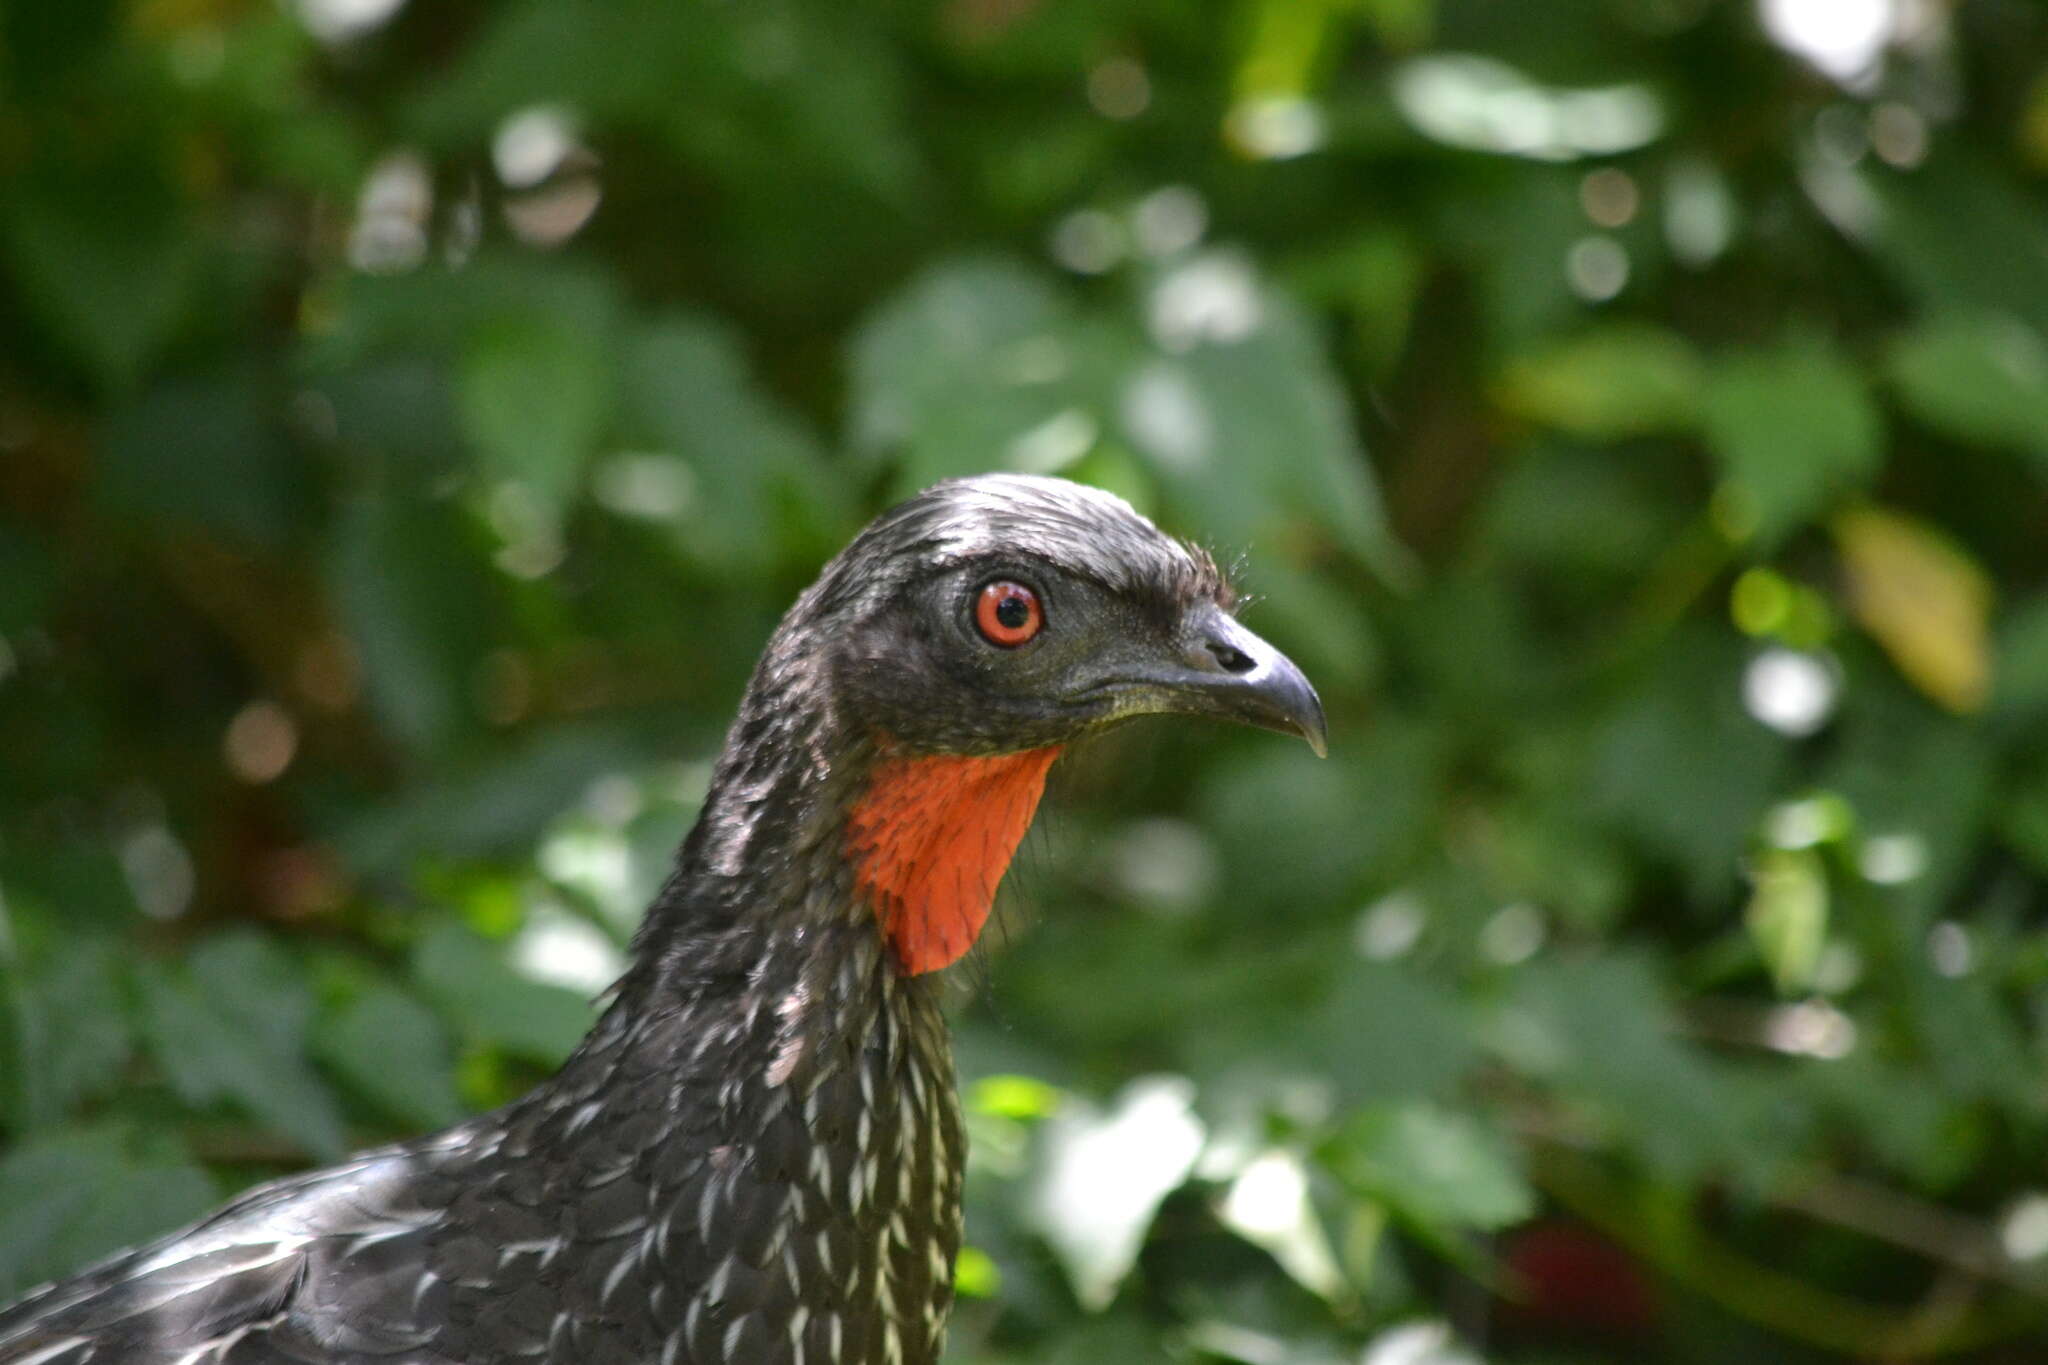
[975,580,1043,647]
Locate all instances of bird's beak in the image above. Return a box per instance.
[1083,603,1329,757]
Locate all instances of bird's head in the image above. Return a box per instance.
[797,473,1326,760]
[688,474,1324,977]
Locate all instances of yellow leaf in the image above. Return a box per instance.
[1833,507,1993,713]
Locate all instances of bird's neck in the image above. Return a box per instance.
[631,630,1059,984]
[474,629,1050,1362]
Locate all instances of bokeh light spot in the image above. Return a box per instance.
[1743,648,1839,736]
[1355,890,1426,960]
[121,826,195,921]
[1566,235,1630,301]
[224,700,298,784]
[1087,58,1151,120]
[1579,167,1640,227]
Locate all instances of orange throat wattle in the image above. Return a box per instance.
[846,746,1062,975]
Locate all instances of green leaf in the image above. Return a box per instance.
[1591,630,1787,904]
[1282,228,1425,378]
[1303,964,1479,1109]
[98,373,304,547]
[1,167,199,391]
[847,255,1104,487]
[1478,447,1686,583]
[456,312,615,518]
[1495,324,1703,439]
[1887,314,2048,467]
[315,984,466,1130]
[326,492,505,755]
[0,1126,216,1300]
[412,0,916,200]
[0,525,57,634]
[188,933,316,1044]
[1131,287,1413,585]
[412,922,595,1066]
[1821,689,1990,918]
[1324,1102,1533,1235]
[135,947,349,1161]
[1198,719,1442,917]
[1498,954,1755,1182]
[320,361,467,477]
[621,316,850,573]
[1702,336,1883,546]
[335,720,650,874]
[1903,968,2036,1112]
[1745,847,1828,995]
[1863,152,2048,341]
[1803,1054,1955,1188]
[1994,593,2048,717]
[0,936,132,1131]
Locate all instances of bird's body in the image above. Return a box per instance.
[0,475,1323,1365]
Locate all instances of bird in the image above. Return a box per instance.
[0,473,1326,1365]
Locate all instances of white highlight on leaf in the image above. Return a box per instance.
[494,107,579,190]
[1028,1075,1205,1310]
[1218,1149,1346,1301]
[1759,0,1897,86]
[1133,186,1207,258]
[1356,891,1427,960]
[1106,818,1219,916]
[1362,1320,1487,1365]
[1765,796,1843,850]
[1479,902,1545,965]
[1006,408,1097,474]
[1147,253,1262,351]
[487,480,567,580]
[1393,56,1663,162]
[1227,95,1325,160]
[2001,1193,2048,1262]
[1664,157,1738,267]
[1860,831,1928,885]
[510,904,624,995]
[347,151,431,274]
[1926,920,1973,978]
[1764,1000,1857,1059]
[1799,145,1883,241]
[1049,210,1125,275]
[1121,362,1213,470]
[292,0,406,44]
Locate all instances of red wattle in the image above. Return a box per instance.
[847,747,1061,974]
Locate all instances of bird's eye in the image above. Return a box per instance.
[974,580,1043,647]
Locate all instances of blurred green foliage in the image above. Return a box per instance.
[6,1,2048,1360]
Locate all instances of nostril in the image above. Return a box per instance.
[1206,640,1257,675]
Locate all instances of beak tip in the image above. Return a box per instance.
[1297,699,1330,758]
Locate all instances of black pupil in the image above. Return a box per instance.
[994,593,1031,630]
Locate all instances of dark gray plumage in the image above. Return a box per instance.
[0,474,1325,1365]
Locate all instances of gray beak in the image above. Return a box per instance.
[1089,604,1329,757]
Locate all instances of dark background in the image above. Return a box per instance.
[6,0,2048,1359]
